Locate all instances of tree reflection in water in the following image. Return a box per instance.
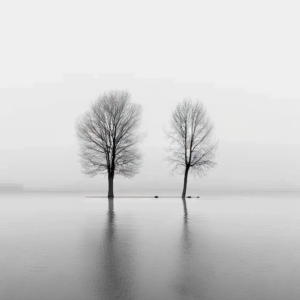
[172,198,203,299]
[94,197,136,300]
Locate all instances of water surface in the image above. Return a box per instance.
[0,192,300,300]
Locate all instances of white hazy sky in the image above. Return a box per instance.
[0,0,300,193]
[1,0,300,98]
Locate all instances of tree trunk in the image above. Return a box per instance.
[182,166,189,198]
[108,174,114,198]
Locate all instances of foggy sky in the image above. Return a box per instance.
[1,1,300,99]
[0,74,299,193]
[1,1,300,193]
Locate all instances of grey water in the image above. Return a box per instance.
[1,192,300,300]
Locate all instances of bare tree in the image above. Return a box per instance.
[165,98,218,198]
[75,90,143,197]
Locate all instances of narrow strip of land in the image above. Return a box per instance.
[85,196,199,198]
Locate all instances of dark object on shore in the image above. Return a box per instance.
[154,196,158,198]
[187,196,191,198]
[197,196,200,198]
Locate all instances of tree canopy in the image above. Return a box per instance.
[75,90,143,196]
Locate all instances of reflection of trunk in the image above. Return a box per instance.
[108,197,114,212]
[108,174,114,198]
[182,197,188,216]
[182,166,189,198]
[172,202,195,299]
[98,196,135,299]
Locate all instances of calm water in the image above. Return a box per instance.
[1,192,300,300]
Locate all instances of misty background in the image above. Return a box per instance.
[0,74,299,194]
[1,0,300,194]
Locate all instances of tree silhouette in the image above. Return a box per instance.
[165,98,218,198]
[75,90,143,197]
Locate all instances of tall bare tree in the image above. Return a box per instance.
[75,90,143,197]
[165,99,218,198]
